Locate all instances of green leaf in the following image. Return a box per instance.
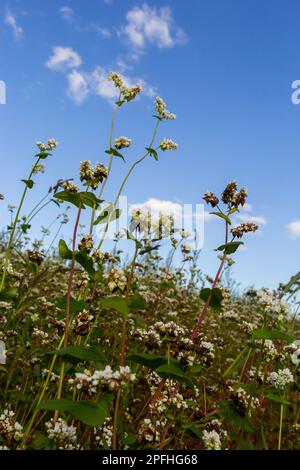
[38,399,109,427]
[200,287,223,312]
[210,212,231,224]
[79,192,102,209]
[105,148,125,161]
[155,364,194,387]
[220,401,254,433]
[101,296,129,317]
[93,203,121,225]
[223,347,250,379]
[183,423,203,439]
[55,345,107,363]
[251,329,294,343]
[57,295,90,313]
[21,179,34,189]
[75,250,95,276]
[122,434,137,446]
[58,239,73,260]
[127,353,181,370]
[0,287,17,300]
[126,294,147,310]
[145,147,158,161]
[266,392,291,405]
[216,241,244,255]
[54,191,82,208]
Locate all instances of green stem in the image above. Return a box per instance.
[89,101,120,235]
[96,118,160,251]
[0,157,41,292]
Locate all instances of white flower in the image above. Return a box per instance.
[159,138,178,151]
[202,430,222,450]
[268,368,294,390]
[114,136,131,149]
[291,348,300,366]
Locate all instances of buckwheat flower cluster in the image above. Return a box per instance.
[148,376,188,414]
[68,369,99,396]
[104,267,127,291]
[36,138,58,153]
[0,408,23,443]
[231,223,259,238]
[114,136,131,150]
[138,417,168,443]
[229,387,260,416]
[155,96,176,120]
[95,365,136,391]
[291,347,300,366]
[268,368,294,390]
[32,163,45,174]
[130,209,152,235]
[78,234,94,254]
[202,191,219,208]
[202,430,222,450]
[108,71,142,102]
[94,417,113,448]
[153,214,175,239]
[255,288,290,316]
[74,309,94,336]
[46,418,78,450]
[159,138,178,151]
[61,180,79,193]
[262,340,280,363]
[79,160,108,190]
[221,181,248,208]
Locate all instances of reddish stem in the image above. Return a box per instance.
[64,205,82,348]
[190,221,229,340]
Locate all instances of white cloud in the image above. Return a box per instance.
[236,214,267,226]
[95,26,111,38]
[67,70,89,105]
[65,67,156,104]
[60,6,74,23]
[123,4,187,50]
[287,220,300,239]
[240,203,252,212]
[5,11,23,41]
[46,46,82,71]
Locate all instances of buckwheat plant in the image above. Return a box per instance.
[0,73,299,452]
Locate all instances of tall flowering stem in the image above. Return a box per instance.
[96,118,160,251]
[190,220,229,340]
[0,157,41,292]
[89,101,120,234]
[64,204,82,347]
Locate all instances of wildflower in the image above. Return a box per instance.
[202,430,222,450]
[233,187,248,207]
[231,223,259,238]
[36,138,58,153]
[108,71,124,89]
[114,136,131,149]
[46,418,78,450]
[203,191,219,208]
[221,181,238,205]
[79,160,94,182]
[104,267,127,291]
[61,180,79,193]
[75,310,94,336]
[32,163,45,174]
[27,250,44,265]
[155,96,176,120]
[78,234,94,254]
[268,368,294,390]
[0,408,23,442]
[121,83,142,102]
[159,138,178,151]
[291,348,300,366]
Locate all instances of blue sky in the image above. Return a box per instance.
[1,0,300,289]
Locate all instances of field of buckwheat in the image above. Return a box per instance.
[0,72,300,452]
